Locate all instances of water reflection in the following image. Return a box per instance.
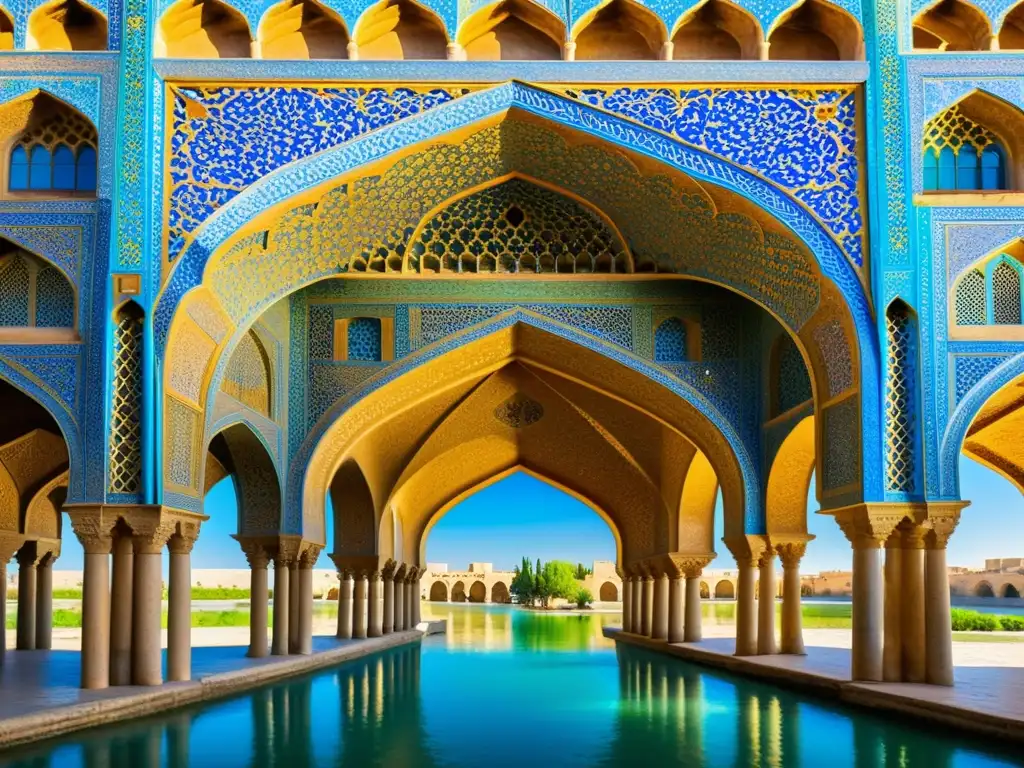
[0,608,1019,767]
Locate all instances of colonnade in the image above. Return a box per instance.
[331,559,422,640]
[620,537,810,661]
[0,535,60,669]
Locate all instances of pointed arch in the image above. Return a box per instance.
[913,0,991,51]
[766,415,816,536]
[767,0,864,61]
[0,7,13,50]
[678,450,718,553]
[328,457,377,558]
[884,299,918,494]
[157,0,252,58]
[27,0,107,51]
[671,0,762,60]
[0,243,77,333]
[221,328,273,418]
[923,91,1022,192]
[451,580,466,602]
[257,0,348,59]
[205,421,281,534]
[354,0,448,60]
[429,580,448,601]
[23,469,67,540]
[108,301,144,495]
[999,2,1024,49]
[458,0,564,60]
[571,0,667,60]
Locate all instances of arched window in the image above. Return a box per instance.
[354,0,449,60]
[157,0,252,58]
[27,0,109,51]
[768,0,864,61]
[923,104,1009,192]
[9,146,28,191]
[672,0,761,60]
[76,146,97,191]
[954,268,987,325]
[884,300,917,493]
[258,0,349,59]
[654,317,688,363]
[52,144,76,190]
[573,0,665,60]
[459,0,564,61]
[29,145,51,189]
[109,302,144,494]
[0,246,76,330]
[913,0,991,51]
[992,261,1023,325]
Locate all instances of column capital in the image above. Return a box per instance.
[923,501,968,549]
[826,503,909,549]
[394,562,408,582]
[66,505,117,554]
[723,535,769,568]
[675,554,714,580]
[772,536,813,567]
[0,532,25,565]
[382,558,398,580]
[299,543,322,569]
[233,535,269,569]
[406,566,422,582]
[168,515,203,555]
[16,541,43,567]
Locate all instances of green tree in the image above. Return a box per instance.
[541,560,579,604]
[574,588,594,608]
[574,563,592,579]
[510,557,534,605]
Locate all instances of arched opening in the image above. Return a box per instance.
[714,579,735,599]
[599,581,617,601]
[0,242,76,335]
[354,0,448,60]
[0,9,14,50]
[108,302,144,495]
[27,0,108,51]
[203,422,281,537]
[671,0,761,60]
[157,0,253,58]
[999,3,1024,49]
[768,0,864,61]
[469,580,487,602]
[975,581,995,597]
[328,458,377,561]
[1002,583,1021,598]
[913,0,991,51]
[459,0,564,60]
[258,0,349,59]
[573,0,666,60]
[923,93,1018,193]
[220,328,273,418]
[2,92,99,199]
[429,581,448,601]
[491,581,510,603]
[884,300,918,494]
[452,580,467,602]
[654,317,694,363]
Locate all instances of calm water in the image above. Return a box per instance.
[0,604,1020,767]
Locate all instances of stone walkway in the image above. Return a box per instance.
[609,629,1024,744]
[0,630,424,748]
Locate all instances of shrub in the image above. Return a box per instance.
[52,588,83,599]
[951,608,1000,631]
[574,588,593,609]
[997,615,1024,632]
[191,587,250,600]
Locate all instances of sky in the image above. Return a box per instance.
[51,457,1023,574]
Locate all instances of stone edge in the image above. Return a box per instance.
[606,628,1024,745]
[0,630,423,750]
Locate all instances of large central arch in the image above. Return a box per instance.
[303,311,752,566]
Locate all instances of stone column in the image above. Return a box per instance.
[368,571,382,638]
[353,572,368,639]
[832,506,898,683]
[109,531,134,685]
[882,533,903,682]
[167,525,199,682]
[336,570,353,640]
[15,543,39,651]
[622,575,634,633]
[667,576,685,644]
[682,559,709,643]
[631,574,642,632]
[925,511,961,686]
[241,541,270,658]
[272,554,291,656]
[660,41,675,60]
[0,535,21,668]
[639,575,653,637]
[776,541,808,655]
[651,573,669,641]
[900,524,928,684]
[131,518,175,686]
[288,560,300,654]
[408,569,421,627]
[35,550,55,650]
[296,547,316,655]
[735,559,758,656]
[382,561,395,635]
[69,509,115,689]
[757,549,777,656]
[394,565,406,631]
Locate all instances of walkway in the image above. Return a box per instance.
[0,630,425,749]
[607,629,1024,744]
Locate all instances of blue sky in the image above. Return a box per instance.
[52,457,1022,573]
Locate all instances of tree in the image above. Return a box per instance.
[574,563,592,580]
[541,560,579,604]
[510,557,534,605]
[575,588,593,609]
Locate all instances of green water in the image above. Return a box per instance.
[0,604,1019,767]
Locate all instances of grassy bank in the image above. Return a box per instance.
[4,605,338,630]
